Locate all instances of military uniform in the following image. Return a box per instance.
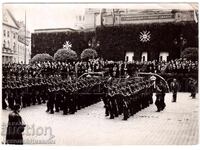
[170,79,179,102]
[155,82,166,112]
[2,83,8,109]
[122,91,129,120]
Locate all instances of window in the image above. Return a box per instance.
[6,56,8,63]
[7,31,9,37]
[126,56,129,62]
[8,41,10,48]
[160,56,163,62]
[167,56,169,62]
[79,16,82,21]
[13,33,15,39]
[83,16,85,21]
[3,56,5,64]
[143,56,145,62]
[3,40,6,47]
[13,42,16,52]
[4,30,6,36]
[10,56,12,63]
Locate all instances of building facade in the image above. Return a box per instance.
[32,8,198,62]
[101,9,195,26]
[74,8,198,61]
[2,9,31,64]
[2,9,19,64]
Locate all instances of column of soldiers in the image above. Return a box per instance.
[46,76,103,114]
[101,78,154,120]
[2,75,104,115]
[2,75,52,110]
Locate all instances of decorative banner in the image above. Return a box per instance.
[63,41,72,49]
[139,30,151,42]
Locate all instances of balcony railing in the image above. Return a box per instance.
[2,47,16,54]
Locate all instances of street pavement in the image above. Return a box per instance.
[1,93,199,145]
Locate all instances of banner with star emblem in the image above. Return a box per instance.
[139,30,151,42]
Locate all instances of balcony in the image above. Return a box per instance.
[2,47,15,54]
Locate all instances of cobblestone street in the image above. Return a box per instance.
[1,93,199,145]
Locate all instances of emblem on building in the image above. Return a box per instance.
[63,41,72,49]
[139,31,151,42]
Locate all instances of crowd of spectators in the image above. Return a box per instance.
[165,59,198,73]
[3,58,198,81]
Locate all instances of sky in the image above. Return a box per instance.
[3,4,85,32]
[3,3,198,33]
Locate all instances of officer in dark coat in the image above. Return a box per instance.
[155,81,166,112]
[6,104,26,144]
[190,80,197,99]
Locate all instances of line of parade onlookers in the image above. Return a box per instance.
[3,58,198,80]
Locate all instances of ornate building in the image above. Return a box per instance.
[2,9,31,64]
[102,9,197,61]
[75,8,197,62]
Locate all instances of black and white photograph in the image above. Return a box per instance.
[1,2,199,146]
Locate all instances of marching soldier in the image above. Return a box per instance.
[121,89,129,121]
[31,79,36,105]
[26,79,32,107]
[21,81,27,108]
[107,89,114,119]
[2,82,8,110]
[47,85,55,114]
[170,78,179,102]
[62,86,71,115]
[55,85,62,112]
[7,82,15,110]
[101,83,109,116]
[68,86,76,114]
[111,89,119,117]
